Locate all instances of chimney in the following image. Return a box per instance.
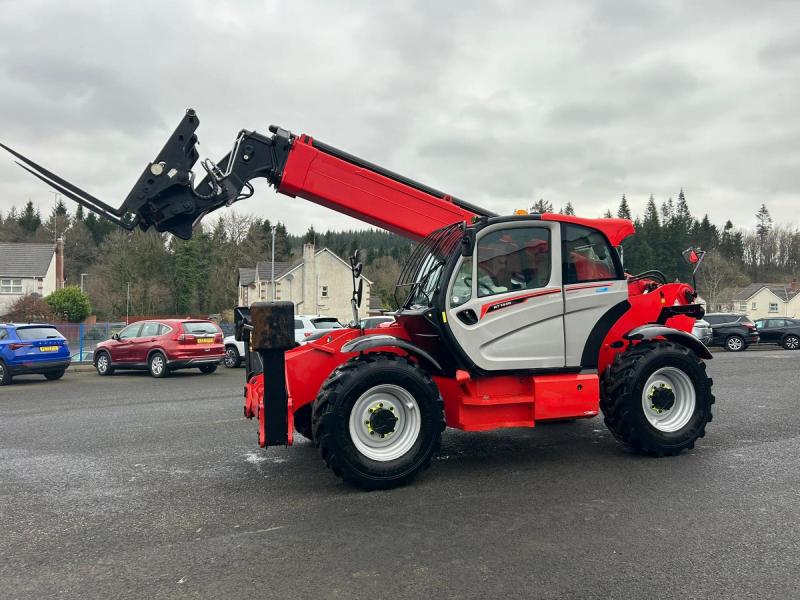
[302,243,317,314]
[55,237,65,289]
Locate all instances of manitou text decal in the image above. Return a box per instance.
[480,288,560,319]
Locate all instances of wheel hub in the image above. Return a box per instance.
[649,384,676,413]
[368,406,398,436]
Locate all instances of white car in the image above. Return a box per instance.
[223,314,344,368]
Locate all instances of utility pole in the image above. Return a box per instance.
[126,282,131,324]
[80,273,88,294]
[271,225,277,301]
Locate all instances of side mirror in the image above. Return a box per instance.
[682,248,700,264]
[111,333,120,341]
[353,262,363,279]
[356,278,364,308]
[349,249,359,267]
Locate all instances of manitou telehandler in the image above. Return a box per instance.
[3,109,714,489]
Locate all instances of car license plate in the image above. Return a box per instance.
[39,346,59,352]
[198,337,213,344]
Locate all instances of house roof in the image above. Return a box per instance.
[725,283,800,303]
[0,243,56,278]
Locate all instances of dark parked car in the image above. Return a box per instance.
[704,313,760,352]
[0,323,71,385]
[753,318,800,350]
[93,319,224,378]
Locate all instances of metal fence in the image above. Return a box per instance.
[50,320,236,363]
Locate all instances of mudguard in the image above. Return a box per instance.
[340,334,444,374]
[624,325,713,360]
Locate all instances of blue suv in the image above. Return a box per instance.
[0,323,71,385]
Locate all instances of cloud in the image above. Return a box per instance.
[1,0,799,234]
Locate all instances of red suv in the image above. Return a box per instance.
[93,319,224,378]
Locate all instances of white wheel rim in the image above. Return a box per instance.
[0,363,5,379]
[787,337,799,349]
[348,384,421,462]
[151,355,164,375]
[97,354,108,372]
[728,337,743,350]
[641,367,696,432]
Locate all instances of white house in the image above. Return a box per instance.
[0,240,64,316]
[238,244,373,323]
[713,283,800,320]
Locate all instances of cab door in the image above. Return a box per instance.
[561,223,628,368]
[445,221,565,371]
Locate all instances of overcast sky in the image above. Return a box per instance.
[1,0,798,235]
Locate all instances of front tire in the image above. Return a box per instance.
[782,335,799,350]
[149,352,169,378]
[312,354,445,490]
[44,369,65,380]
[601,341,714,456]
[95,351,114,376]
[224,346,241,368]
[725,335,745,352]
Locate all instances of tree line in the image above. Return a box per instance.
[1,191,797,319]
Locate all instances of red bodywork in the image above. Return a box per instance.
[241,132,700,446]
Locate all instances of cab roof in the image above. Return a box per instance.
[539,214,635,246]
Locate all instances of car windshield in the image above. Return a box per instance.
[182,322,219,335]
[312,318,342,329]
[16,326,64,340]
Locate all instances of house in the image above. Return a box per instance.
[713,283,800,319]
[238,244,372,323]
[0,239,64,316]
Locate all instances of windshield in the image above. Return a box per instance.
[312,318,342,329]
[395,223,464,309]
[182,321,220,335]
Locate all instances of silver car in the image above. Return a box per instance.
[692,318,712,345]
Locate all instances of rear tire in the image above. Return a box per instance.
[0,360,11,386]
[199,364,217,374]
[95,351,114,376]
[312,354,445,490]
[782,335,799,350]
[44,369,65,381]
[224,346,241,368]
[149,352,170,378]
[601,341,714,456]
[725,335,745,352]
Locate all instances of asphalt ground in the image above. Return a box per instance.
[1,350,799,600]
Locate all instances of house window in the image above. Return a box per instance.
[751,302,757,310]
[0,279,22,294]
[769,303,779,313]
[739,302,747,311]
[320,285,329,298]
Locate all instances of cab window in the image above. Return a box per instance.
[450,257,473,308]
[563,224,620,284]
[477,227,551,298]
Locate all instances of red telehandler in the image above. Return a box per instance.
[2,109,714,489]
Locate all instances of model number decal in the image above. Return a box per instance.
[479,288,560,319]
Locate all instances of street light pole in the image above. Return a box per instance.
[271,225,276,300]
[80,273,87,294]
[126,282,130,324]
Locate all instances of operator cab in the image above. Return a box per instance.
[395,215,627,375]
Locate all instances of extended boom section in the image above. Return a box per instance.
[3,108,491,240]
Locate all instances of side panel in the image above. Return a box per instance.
[564,280,629,366]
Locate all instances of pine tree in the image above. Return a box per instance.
[602,209,613,218]
[563,202,575,216]
[530,199,553,214]
[617,194,632,220]
[17,200,41,233]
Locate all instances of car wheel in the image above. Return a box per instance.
[725,335,745,352]
[149,352,170,378]
[95,351,115,376]
[44,369,66,381]
[224,346,241,368]
[199,364,217,374]
[0,360,11,386]
[782,335,800,350]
